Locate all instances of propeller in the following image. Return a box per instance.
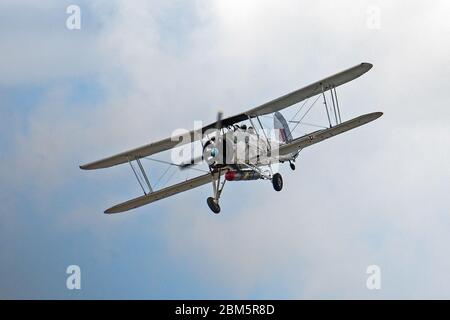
[215,110,223,130]
[180,110,223,170]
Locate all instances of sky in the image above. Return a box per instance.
[0,0,449,299]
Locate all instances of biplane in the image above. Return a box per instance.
[80,62,382,214]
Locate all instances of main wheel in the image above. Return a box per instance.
[207,197,221,214]
[272,173,283,192]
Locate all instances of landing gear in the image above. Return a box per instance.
[207,170,225,214]
[289,161,296,171]
[272,173,283,191]
[207,197,221,214]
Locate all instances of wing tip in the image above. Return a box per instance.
[361,62,373,72]
[104,204,130,214]
[104,207,119,214]
[363,111,383,122]
[373,111,383,119]
[79,163,104,170]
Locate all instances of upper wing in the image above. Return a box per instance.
[246,62,373,118]
[205,62,373,128]
[104,172,216,214]
[276,112,383,156]
[80,63,372,170]
[80,131,197,170]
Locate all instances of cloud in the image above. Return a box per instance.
[1,0,449,298]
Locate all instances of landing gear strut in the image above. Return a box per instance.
[207,197,221,214]
[272,173,283,192]
[207,170,226,214]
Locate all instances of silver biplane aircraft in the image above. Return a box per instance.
[80,62,382,214]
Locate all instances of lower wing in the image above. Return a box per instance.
[276,112,383,156]
[104,173,217,214]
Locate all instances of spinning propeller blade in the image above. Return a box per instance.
[215,110,223,130]
[181,110,223,170]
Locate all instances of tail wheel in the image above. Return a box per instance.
[272,173,283,192]
[289,162,296,171]
[207,197,221,214]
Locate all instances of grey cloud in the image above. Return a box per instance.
[1,0,449,298]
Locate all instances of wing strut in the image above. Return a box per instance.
[321,85,332,128]
[128,157,153,195]
[330,87,339,124]
[321,84,344,128]
[333,87,342,123]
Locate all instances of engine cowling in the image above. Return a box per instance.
[203,139,220,166]
[203,136,234,167]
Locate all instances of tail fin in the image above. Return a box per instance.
[274,112,293,144]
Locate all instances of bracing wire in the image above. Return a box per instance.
[161,167,178,189]
[290,95,321,134]
[154,165,171,189]
[142,157,209,173]
[291,121,328,129]
[289,98,310,130]
[142,156,210,190]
